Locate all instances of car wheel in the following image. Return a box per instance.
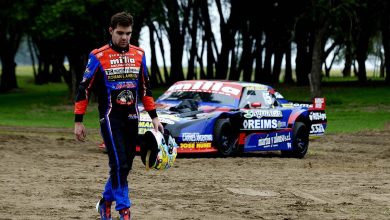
[213,119,238,156]
[281,122,309,158]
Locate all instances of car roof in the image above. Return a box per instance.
[174,80,272,90]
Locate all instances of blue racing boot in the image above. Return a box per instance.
[119,208,131,220]
[96,197,112,220]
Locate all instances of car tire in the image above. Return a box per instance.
[281,122,309,158]
[213,119,238,156]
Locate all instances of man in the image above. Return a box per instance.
[74,12,163,220]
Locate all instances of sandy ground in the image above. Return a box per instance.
[0,125,389,220]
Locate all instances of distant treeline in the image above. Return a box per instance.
[0,0,389,98]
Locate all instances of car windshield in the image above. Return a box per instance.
[158,91,238,107]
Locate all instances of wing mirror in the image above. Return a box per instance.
[250,102,262,108]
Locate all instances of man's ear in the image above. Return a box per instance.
[109,27,113,35]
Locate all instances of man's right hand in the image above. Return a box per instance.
[74,122,86,142]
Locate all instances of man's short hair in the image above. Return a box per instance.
[110,12,133,29]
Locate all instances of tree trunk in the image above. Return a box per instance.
[343,41,352,77]
[215,0,239,79]
[324,46,341,77]
[284,42,293,84]
[254,32,264,83]
[27,36,38,80]
[187,0,200,80]
[51,53,65,83]
[148,22,162,87]
[0,57,18,92]
[0,26,21,92]
[309,25,327,99]
[272,47,284,84]
[155,26,169,84]
[199,0,216,79]
[229,43,239,81]
[164,0,191,83]
[356,32,369,83]
[383,1,390,84]
[262,35,273,84]
[235,23,254,82]
[34,39,51,85]
[295,21,312,86]
[68,53,87,100]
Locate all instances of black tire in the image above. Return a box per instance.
[213,119,238,156]
[281,122,309,158]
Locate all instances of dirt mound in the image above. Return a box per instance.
[0,126,389,219]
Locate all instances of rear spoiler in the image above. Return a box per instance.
[310,98,326,110]
[288,98,326,110]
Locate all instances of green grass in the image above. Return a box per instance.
[1,65,389,134]
[276,83,390,133]
[0,66,96,128]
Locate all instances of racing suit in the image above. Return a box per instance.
[74,41,157,211]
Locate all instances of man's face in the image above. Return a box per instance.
[109,25,132,48]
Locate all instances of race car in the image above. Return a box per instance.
[138,80,327,158]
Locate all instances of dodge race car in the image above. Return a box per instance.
[138,80,327,158]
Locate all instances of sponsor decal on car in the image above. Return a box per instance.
[293,103,313,108]
[243,109,283,119]
[182,133,213,142]
[139,113,178,125]
[179,142,212,149]
[244,130,293,151]
[310,123,325,134]
[257,133,291,148]
[281,103,294,108]
[167,81,242,98]
[244,85,268,90]
[242,119,286,130]
[309,112,327,121]
[138,121,154,135]
[313,98,326,110]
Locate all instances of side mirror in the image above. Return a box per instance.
[250,102,262,108]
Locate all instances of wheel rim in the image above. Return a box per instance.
[220,125,233,153]
[296,128,308,153]
[220,133,230,152]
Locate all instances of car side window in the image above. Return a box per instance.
[240,89,271,108]
[240,89,258,108]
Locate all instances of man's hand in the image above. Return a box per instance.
[152,117,164,133]
[74,122,86,142]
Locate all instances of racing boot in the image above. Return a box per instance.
[119,208,131,220]
[96,197,112,220]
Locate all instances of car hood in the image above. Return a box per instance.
[138,102,233,135]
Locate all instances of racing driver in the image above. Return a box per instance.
[74,12,163,220]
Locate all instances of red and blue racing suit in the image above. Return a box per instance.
[74,41,157,211]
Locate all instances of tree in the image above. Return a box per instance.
[353,0,383,83]
[294,1,314,86]
[215,0,240,80]
[0,0,33,92]
[160,0,192,83]
[308,0,357,98]
[382,0,390,84]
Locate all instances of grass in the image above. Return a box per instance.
[0,65,389,134]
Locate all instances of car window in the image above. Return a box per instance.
[158,91,238,107]
[239,89,275,108]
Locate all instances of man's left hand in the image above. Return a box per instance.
[152,117,164,133]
